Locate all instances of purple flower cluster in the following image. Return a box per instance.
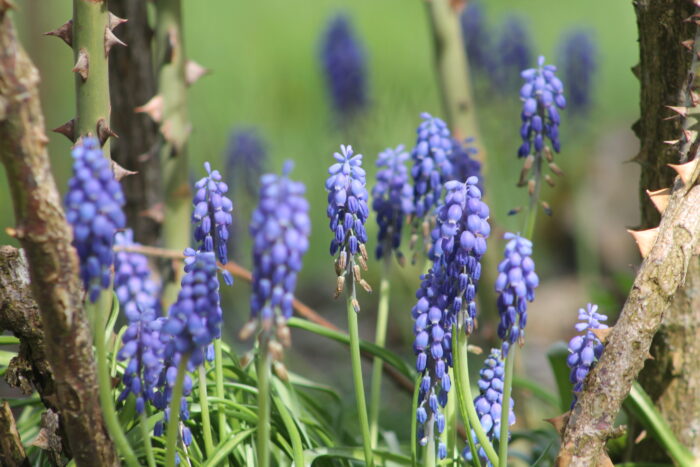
[461,2,493,76]
[410,113,453,220]
[326,145,370,296]
[225,127,266,198]
[567,303,607,405]
[463,349,515,466]
[518,56,566,157]
[153,352,194,451]
[496,16,533,91]
[114,230,160,320]
[449,138,482,191]
[558,30,596,115]
[372,145,413,261]
[320,14,368,119]
[495,233,539,356]
[249,163,311,325]
[160,249,223,368]
[192,162,234,285]
[412,176,489,459]
[65,137,126,302]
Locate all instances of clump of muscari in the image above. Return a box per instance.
[567,303,607,405]
[64,136,126,302]
[496,16,533,92]
[372,145,413,262]
[558,30,596,115]
[240,162,311,371]
[326,145,371,307]
[192,162,234,285]
[320,14,368,119]
[412,176,489,460]
[460,2,494,77]
[463,349,515,466]
[449,138,483,191]
[518,56,566,157]
[113,230,160,319]
[495,233,539,356]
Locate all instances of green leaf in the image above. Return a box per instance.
[546,341,571,413]
[0,336,20,345]
[303,446,412,465]
[512,376,559,408]
[273,394,306,466]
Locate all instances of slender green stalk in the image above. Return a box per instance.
[346,275,374,467]
[424,415,436,467]
[498,349,516,467]
[453,328,499,466]
[198,365,214,457]
[523,154,543,238]
[165,356,189,467]
[411,376,420,467]
[445,368,456,459]
[90,295,140,467]
[256,335,272,467]
[369,260,391,448]
[214,339,230,440]
[140,411,156,467]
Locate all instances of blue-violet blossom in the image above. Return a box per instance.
[449,138,483,191]
[495,233,539,355]
[65,137,126,302]
[558,30,596,115]
[567,303,607,405]
[518,56,566,157]
[496,16,533,92]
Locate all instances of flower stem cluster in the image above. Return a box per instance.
[65,137,126,302]
[241,162,311,375]
[495,233,539,356]
[567,303,607,405]
[326,145,371,307]
[412,176,489,460]
[372,145,413,263]
[192,162,234,285]
[463,349,515,466]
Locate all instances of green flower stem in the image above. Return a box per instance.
[453,327,499,466]
[369,260,391,448]
[214,339,230,439]
[523,153,543,240]
[411,376,420,467]
[198,365,214,457]
[256,333,272,467]
[498,348,516,467]
[140,411,156,467]
[424,415,436,467]
[73,0,111,150]
[90,294,140,467]
[346,275,374,467]
[165,355,189,467]
[445,368,456,459]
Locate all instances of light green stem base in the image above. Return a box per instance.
[141,411,156,467]
[256,336,272,467]
[165,357,188,467]
[369,267,391,448]
[498,348,516,467]
[199,365,214,456]
[214,339,230,439]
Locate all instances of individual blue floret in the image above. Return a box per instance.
[64,137,126,302]
[567,303,607,405]
[372,145,413,262]
[192,162,234,285]
[495,233,539,356]
[462,348,515,466]
[320,13,368,120]
[518,56,566,157]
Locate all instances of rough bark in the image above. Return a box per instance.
[0,7,118,466]
[556,174,700,465]
[109,0,162,246]
[633,0,700,460]
[0,401,28,467]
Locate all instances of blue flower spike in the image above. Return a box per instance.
[567,303,608,406]
[326,145,372,309]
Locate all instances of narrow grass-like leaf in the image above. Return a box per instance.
[303,446,412,465]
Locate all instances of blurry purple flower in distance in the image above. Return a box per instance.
[558,29,597,115]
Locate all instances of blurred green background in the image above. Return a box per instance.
[4,0,641,444]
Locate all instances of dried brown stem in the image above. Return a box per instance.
[0,7,118,466]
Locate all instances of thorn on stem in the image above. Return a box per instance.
[645,187,671,214]
[627,227,659,258]
[72,49,89,81]
[108,12,127,31]
[185,60,209,86]
[111,160,137,181]
[104,27,126,56]
[52,119,76,142]
[668,159,699,186]
[44,20,73,47]
[97,118,118,145]
[134,95,164,123]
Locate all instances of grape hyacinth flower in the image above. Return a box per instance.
[225,127,266,199]
[410,113,453,222]
[65,137,126,302]
[495,233,539,356]
[114,230,160,320]
[461,2,494,77]
[326,145,371,305]
[463,349,515,466]
[241,162,311,367]
[372,145,413,262]
[160,249,223,368]
[192,162,234,285]
[496,16,533,92]
[412,176,489,460]
[320,14,368,119]
[558,30,597,115]
[567,303,607,405]
[518,56,566,157]
[449,138,483,191]
[152,352,194,453]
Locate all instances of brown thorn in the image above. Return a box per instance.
[668,159,699,186]
[185,60,209,86]
[72,49,89,81]
[627,227,660,258]
[110,160,137,182]
[645,187,671,214]
[681,39,695,51]
[44,19,73,47]
[96,118,118,145]
[591,327,612,344]
[545,411,571,437]
[139,203,165,224]
[108,12,127,31]
[104,27,126,57]
[52,119,76,142]
[134,95,164,123]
